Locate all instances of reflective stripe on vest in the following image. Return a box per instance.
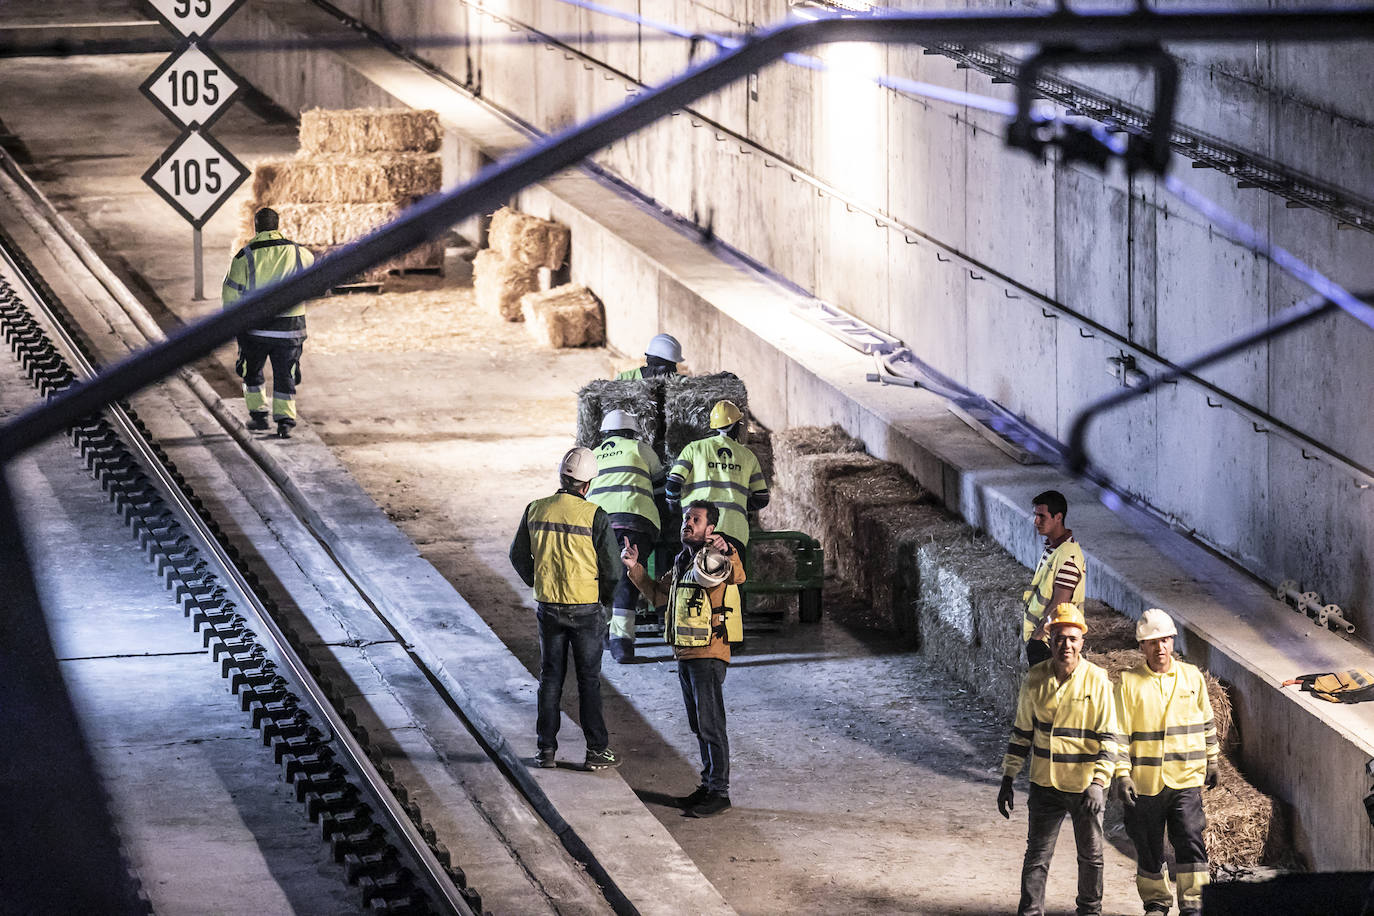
[669,433,763,546]
[587,436,660,530]
[1002,659,1121,793]
[1114,661,1217,794]
[527,492,601,605]
[667,568,714,648]
[232,232,311,318]
[1022,537,1086,641]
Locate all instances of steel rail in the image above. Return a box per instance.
[0,240,474,915]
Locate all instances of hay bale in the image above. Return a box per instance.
[488,207,571,270]
[269,202,402,248]
[474,249,539,321]
[771,425,865,482]
[1204,755,1290,868]
[663,373,750,459]
[520,285,604,348]
[821,463,928,596]
[576,378,666,456]
[855,503,965,638]
[253,153,441,205]
[299,107,442,154]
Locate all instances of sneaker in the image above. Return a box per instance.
[686,791,731,818]
[584,748,621,770]
[677,785,710,810]
[246,414,269,431]
[536,749,556,769]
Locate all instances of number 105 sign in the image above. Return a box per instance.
[141,128,248,229]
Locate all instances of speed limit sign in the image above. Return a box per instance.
[141,128,248,229]
[143,0,245,39]
[140,41,242,129]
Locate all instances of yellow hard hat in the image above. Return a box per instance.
[709,399,743,430]
[1045,602,1088,634]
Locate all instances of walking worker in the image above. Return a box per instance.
[509,447,623,771]
[620,501,744,818]
[665,400,769,556]
[1113,608,1218,916]
[587,409,663,664]
[615,333,683,379]
[221,207,315,439]
[999,602,1120,916]
[1022,489,1086,667]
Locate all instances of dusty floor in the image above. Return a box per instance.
[0,44,1147,915]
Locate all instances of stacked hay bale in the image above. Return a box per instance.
[519,285,604,348]
[475,207,570,320]
[575,372,748,464]
[237,108,444,283]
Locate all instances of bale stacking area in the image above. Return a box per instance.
[520,285,604,348]
[298,107,443,154]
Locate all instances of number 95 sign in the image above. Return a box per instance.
[141,129,248,229]
[143,0,244,39]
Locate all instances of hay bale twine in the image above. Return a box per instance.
[488,207,571,270]
[299,107,442,154]
[576,378,667,456]
[520,285,604,348]
[474,249,539,321]
[662,373,749,459]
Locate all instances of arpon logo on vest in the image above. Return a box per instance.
[600,440,615,450]
[708,446,742,471]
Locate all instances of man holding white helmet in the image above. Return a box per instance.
[509,447,624,771]
[587,409,663,663]
[615,333,683,379]
[1113,608,1218,916]
[621,500,745,818]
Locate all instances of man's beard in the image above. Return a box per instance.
[681,533,705,548]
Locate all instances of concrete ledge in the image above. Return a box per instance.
[220,0,1374,870]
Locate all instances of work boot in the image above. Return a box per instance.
[677,785,710,810]
[276,420,292,439]
[609,637,635,664]
[246,412,269,431]
[536,749,556,769]
[584,748,621,771]
[686,792,731,818]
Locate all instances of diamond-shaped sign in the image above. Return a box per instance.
[142,128,248,229]
[140,41,243,130]
[142,0,244,39]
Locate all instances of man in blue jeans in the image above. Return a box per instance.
[509,447,623,770]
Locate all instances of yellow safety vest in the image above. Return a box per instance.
[1114,661,1217,794]
[666,566,716,648]
[614,368,643,380]
[1003,659,1121,793]
[222,230,315,328]
[526,493,601,605]
[669,433,767,546]
[1021,537,1086,641]
[587,436,661,531]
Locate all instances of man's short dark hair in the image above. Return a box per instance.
[560,474,586,492]
[686,500,719,528]
[1032,489,1068,521]
[254,207,280,232]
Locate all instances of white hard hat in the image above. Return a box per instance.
[559,446,599,483]
[1136,608,1178,642]
[690,547,731,587]
[645,333,683,363]
[600,409,640,434]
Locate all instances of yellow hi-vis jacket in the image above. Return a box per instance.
[1114,660,1218,795]
[587,436,661,532]
[668,433,768,547]
[1022,537,1086,641]
[525,492,602,605]
[222,231,315,336]
[1003,659,1122,793]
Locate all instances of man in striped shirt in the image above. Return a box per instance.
[1022,490,1086,666]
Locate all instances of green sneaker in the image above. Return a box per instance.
[584,748,621,770]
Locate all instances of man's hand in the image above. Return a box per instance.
[620,537,639,570]
[1205,761,1219,790]
[997,776,1015,819]
[705,533,730,554]
[1113,774,1138,809]
[1083,782,1105,817]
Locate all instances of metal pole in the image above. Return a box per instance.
[193,227,204,301]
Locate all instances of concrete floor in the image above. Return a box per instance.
[0,41,1155,914]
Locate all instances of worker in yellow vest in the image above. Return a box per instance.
[999,603,1120,916]
[587,409,663,663]
[221,207,315,439]
[614,333,683,380]
[509,447,623,771]
[1022,489,1086,667]
[1113,608,1218,916]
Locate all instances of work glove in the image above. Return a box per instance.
[1113,774,1138,809]
[1083,782,1105,817]
[1205,761,1219,790]
[290,360,302,385]
[997,776,1015,819]
[234,348,247,379]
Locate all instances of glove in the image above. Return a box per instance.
[234,349,247,379]
[997,776,1015,819]
[290,360,302,385]
[1205,761,1219,790]
[1113,774,1138,808]
[1083,782,1105,817]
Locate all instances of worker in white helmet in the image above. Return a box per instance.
[1113,608,1218,916]
[509,447,624,771]
[615,333,683,379]
[586,409,663,663]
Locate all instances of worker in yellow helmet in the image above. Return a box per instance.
[665,400,769,556]
[999,602,1120,916]
[222,207,315,439]
[509,447,623,771]
[1113,608,1218,916]
[614,333,683,379]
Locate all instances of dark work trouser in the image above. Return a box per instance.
[608,527,655,661]
[239,334,303,426]
[1123,785,1209,913]
[535,603,609,754]
[1020,783,1104,916]
[679,657,729,794]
